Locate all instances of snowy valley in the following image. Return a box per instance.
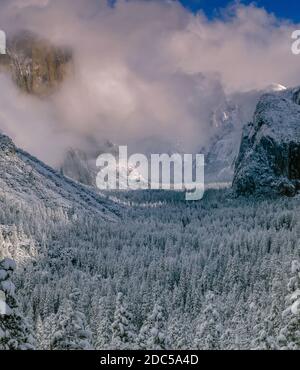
[1,0,300,351]
[0,116,300,349]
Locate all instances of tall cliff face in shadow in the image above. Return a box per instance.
[233,88,300,197]
[0,31,72,96]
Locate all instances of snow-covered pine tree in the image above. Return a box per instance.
[95,297,113,350]
[137,303,166,350]
[278,260,300,350]
[166,314,190,349]
[193,291,222,350]
[50,290,93,350]
[111,292,136,349]
[220,327,235,350]
[253,276,283,350]
[36,315,46,350]
[0,258,35,350]
[39,313,57,350]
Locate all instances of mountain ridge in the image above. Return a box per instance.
[0,133,121,221]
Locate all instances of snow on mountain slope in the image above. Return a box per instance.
[0,134,121,221]
[0,225,37,263]
[233,87,300,196]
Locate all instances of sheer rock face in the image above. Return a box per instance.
[233,88,300,197]
[0,31,72,96]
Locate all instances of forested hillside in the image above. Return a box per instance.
[1,0,300,352]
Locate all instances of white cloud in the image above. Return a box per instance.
[0,0,299,165]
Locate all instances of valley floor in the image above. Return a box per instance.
[1,189,300,349]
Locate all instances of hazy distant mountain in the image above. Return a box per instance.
[0,31,72,96]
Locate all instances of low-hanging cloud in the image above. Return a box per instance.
[0,0,299,166]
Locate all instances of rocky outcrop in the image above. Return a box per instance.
[233,88,300,197]
[0,133,16,155]
[0,31,72,96]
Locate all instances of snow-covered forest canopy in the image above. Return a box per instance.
[1,0,300,352]
[1,187,300,349]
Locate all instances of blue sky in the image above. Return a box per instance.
[179,0,300,22]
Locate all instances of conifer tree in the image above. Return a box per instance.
[278,260,300,349]
[193,291,222,350]
[95,297,113,350]
[40,313,57,350]
[51,290,93,350]
[137,303,166,350]
[254,277,283,350]
[111,292,135,349]
[0,258,35,350]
